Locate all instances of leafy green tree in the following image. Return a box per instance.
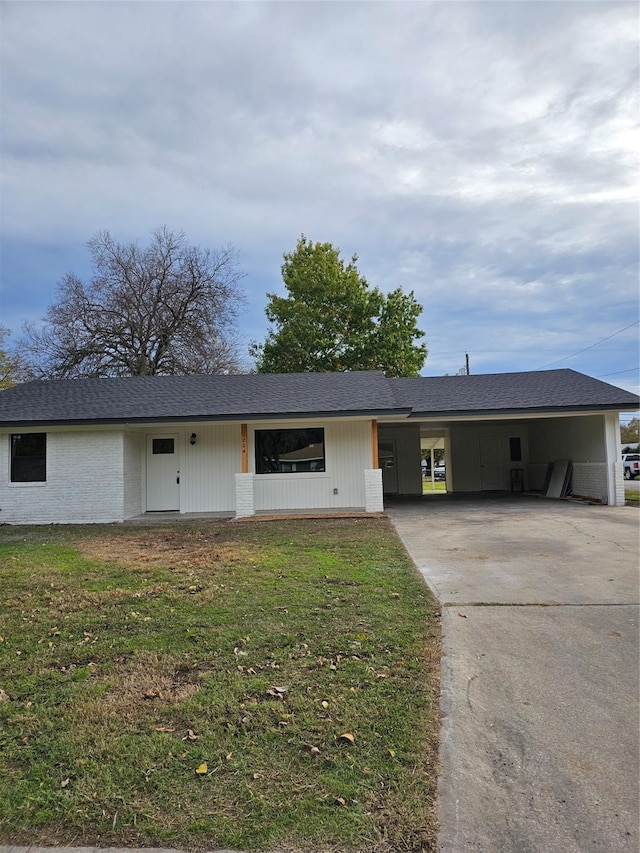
[621,417,639,445]
[0,327,28,389]
[251,236,427,376]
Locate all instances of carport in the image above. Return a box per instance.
[378,370,637,506]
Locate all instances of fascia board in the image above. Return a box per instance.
[406,404,639,421]
[0,407,412,430]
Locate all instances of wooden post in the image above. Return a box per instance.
[371,420,379,468]
[241,423,248,473]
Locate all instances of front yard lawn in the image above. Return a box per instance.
[0,518,440,852]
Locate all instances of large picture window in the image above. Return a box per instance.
[255,428,325,474]
[11,433,47,482]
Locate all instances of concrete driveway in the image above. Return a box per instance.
[388,496,640,853]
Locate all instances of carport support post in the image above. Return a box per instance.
[371,419,379,468]
[366,420,383,512]
[604,411,625,506]
[241,423,248,473]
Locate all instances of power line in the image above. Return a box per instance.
[432,343,636,359]
[536,321,640,369]
[596,367,639,378]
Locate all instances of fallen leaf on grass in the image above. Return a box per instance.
[0,690,9,702]
[154,725,175,733]
[195,762,208,775]
[182,729,199,741]
[335,796,348,808]
[61,778,70,788]
[338,732,355,744]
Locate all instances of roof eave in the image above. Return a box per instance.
[407,403,638,419]
[0,407,412,429]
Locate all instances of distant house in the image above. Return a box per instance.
[0,369,637,524]
[621,443,639,454]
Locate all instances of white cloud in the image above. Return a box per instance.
[0,0,638,391]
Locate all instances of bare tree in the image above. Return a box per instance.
[19,227,246,378]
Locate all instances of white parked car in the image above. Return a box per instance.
[622,454,639,480]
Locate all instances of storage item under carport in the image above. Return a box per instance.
[543,459,573,498]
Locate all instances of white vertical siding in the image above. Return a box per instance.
[181,423,240,512]
[252,419,371,511]
[377,425,422,494]
[528,414,605,463]
[527,413,619,502]
[449,423,530,492]
[0,430,125,524]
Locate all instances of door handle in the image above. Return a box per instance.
[176,473,180,484]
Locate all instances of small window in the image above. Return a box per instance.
[509,437,522,462]
[11,433,46,482]
[255,428,325,474]
[152,438,175,454]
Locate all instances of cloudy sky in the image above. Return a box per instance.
[1,0,638,398]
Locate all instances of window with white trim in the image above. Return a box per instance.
[11,433,47,482]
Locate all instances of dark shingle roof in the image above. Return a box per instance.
[0,369,637,428]
[389,369,640,416]
[0,371,406,426]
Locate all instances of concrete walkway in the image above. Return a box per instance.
[388,496,640,853]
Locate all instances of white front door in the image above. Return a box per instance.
[146,434,180,511]
[479,436,503,490]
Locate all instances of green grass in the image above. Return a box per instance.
[422,480,446,493]
[625,488,639,506]
[0,518,440,852]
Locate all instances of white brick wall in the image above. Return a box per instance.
[572,462,608,504]
[235,473,255,517]
[0,431,125,524]
[612,461,625,507]
[364,468,384,513]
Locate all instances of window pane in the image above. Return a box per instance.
[509,437,522,462]
[255,428,325,474]
[11,433,46,482]
[152,438,175,454]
